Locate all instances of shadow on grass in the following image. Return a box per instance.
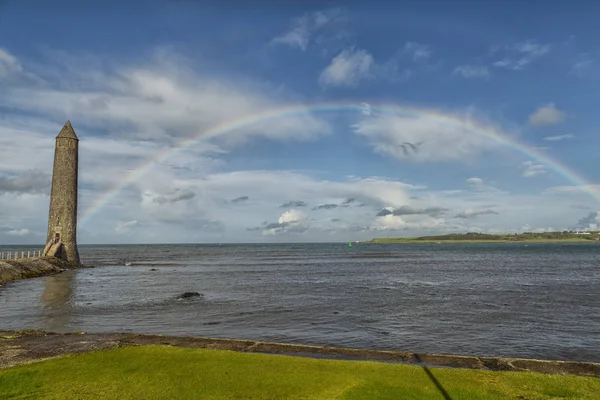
[414,354,453,400]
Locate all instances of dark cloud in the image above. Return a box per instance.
[376,208,393,217]
[571,204,591,210]
[575,211,599,228]
[158,162,192,172]
[265,222,289,230]
[88,96,110,110]
[313,204,338,210]
[285,225,308,234]
[231,196,249,203]
[249,221,307,235]
[0,170,50,195]
[377,205,448,217]
[341,198,356,205]
[154,188,195,204]
[280,200,307,208]
[347,224,374,232]
[455,209,499,219]
[393,205,449,217]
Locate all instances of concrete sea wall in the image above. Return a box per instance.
[1,330,599,377]
[0,257,78,283]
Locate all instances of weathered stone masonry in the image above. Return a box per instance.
[42,121,80,265]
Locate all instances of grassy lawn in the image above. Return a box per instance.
[1,346,599,399]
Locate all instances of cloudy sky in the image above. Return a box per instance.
[1,1,599,244]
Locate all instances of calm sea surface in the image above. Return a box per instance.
[1,242,599,362]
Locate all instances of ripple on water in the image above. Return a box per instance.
[1,242,599,362]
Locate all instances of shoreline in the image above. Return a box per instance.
[1,330,598,377]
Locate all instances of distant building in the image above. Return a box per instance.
[42,121,80,264]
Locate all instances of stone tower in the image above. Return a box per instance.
[42,121,80,264]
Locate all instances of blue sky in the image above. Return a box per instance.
[1,1,599,244]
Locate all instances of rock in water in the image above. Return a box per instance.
[177,292,202,299]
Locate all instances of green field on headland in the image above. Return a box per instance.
[1,346,599,399]
[370,231,600,244]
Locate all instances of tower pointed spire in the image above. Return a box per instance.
[56,120,78,139]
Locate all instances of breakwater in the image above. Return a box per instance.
[0,257,78,283]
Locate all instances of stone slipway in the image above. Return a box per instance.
[1,330,598,378]
[0,257,81,283]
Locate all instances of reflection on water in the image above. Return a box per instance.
[40,270,76,331]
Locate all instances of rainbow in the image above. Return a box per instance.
[78,102,599,227]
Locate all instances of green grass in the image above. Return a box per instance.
[369,238,594,243]
[1,346,599,399]
[368,231,600,244]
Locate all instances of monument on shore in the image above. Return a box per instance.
[42,121,81,264]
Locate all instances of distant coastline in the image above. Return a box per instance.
[369,231,600,244]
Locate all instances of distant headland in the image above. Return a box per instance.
[369,231,600,243]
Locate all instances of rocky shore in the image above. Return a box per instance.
[0,257,80,283]
[1,330,599,377]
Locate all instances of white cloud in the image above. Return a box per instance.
[544,134,574,141]
[521,161,547,178]
[115,220,140,234]
[520,224,556,233]
[528,103,565,127]
[493,40,550,70]
[360,102,372,116]
[466,177,500,192]
[1,47,597,244]
[352,109,504,162]
[319,48,374,87]
[6,228,30,236]
[0,159,595,243]
[453,65,490,79]
[0,48,331,145]
[318,41,436,88]
[0,48,22,79]
[543,184,600,196]
[271,8,345,51]
[569,55,593,78]
[372,214,445,231]
[259,209,309,236]
[403,42,432,61]
[278,209,304,224]
[466,177,484,186]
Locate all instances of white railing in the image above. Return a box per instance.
[0,250,43,260]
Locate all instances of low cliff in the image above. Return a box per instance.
[0,257,79,283]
